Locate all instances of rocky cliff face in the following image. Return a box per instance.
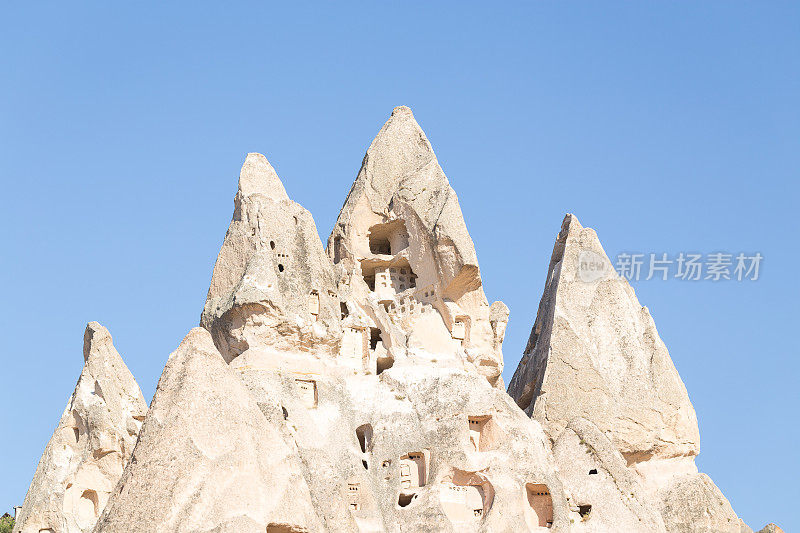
[15,323,147,533]
[17,107,766,533]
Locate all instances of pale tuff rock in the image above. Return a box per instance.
[328,106,507,387]
[94,328,322,533]
[198,117,568,532]
[19,107,767,532]
[507,214,699,462]
[508,213,745,532]
[233,356,570,532]
[657,473,748,533]
[201,152,341,364]
[16,322,147,533]
[551,418,666,532]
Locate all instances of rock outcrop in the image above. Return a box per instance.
[507,214,699,462]
[201,152,341,364]
[657,473,748,533]
[16,323,147,533]
[508,214,744,532]
[189,111,569,532]
[17,106,769,532]
[327,106,507,387]
[551,418,667,532]
[94,328,321,533]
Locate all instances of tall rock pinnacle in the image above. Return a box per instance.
[508,214,745,532]
[16,322,147,533]
[328,106,508,386]
[508,214,699,461]
[201,153,340,364]
[236,152,290,202]
[17,108,768,532]
[188,109,572,531]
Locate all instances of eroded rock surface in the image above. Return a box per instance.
[190,111,568,532]
[201,152,341,364]
[507,214,699,462]
[552,418,666,532]
[657,473,747,533]
[17,106,767,533]
[508,214,745,532]
[327,106,507,387]
[16,322,147,533]
[94,328,321,533]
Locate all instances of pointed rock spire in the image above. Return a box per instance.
[202,153,340,363]
[508,214,700,461]
[16,323,147,533]
[508,214,746,530]
[94,328,322,533]
[237,152,289,202]
[328,106,507,385]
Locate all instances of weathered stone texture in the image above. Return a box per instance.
[508,214,699,462]
[201,152,341,364]
[18,106,763,533]
[93,328,321,533]
[327,106,507,388]
[16,323,147,533]
[508,214,746,532]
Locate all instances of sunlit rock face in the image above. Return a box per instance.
[201,152,341,365]
[93,328,322,533]
[507,214,745,532]
[551,418,667,532]
[178,110,569,533]
[327,106,507,388]
[18,107,765,533]
[16,323,147,533]
[508,214,699,462]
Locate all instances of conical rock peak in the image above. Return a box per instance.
[328,106,507,386]
[508,213,746,532]
[237,152,289,202]
[202,154,340,363]
[16,323,146,533]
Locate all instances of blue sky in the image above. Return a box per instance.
[1,2,797,530]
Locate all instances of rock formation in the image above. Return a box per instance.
[551,418,667,532]
[93,328,321,533]
[180,110,570,532]
[15,323,147,533]
[327,106,507,387]
[17,107,773,532]
[757,525,785,533]
[508,214,745,532]
[201,152,341,364]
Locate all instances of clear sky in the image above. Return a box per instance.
[1,2,797,530]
